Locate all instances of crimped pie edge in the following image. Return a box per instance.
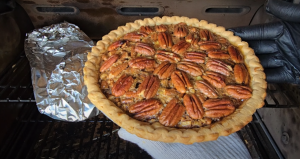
[83,16,267,144]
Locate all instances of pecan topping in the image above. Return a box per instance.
[129,57,155,69]
[158,32,173,49]
[137,75,160,99]
[234,64,249,84]
[228,45,243,63]
[123,32,145,42]
[185,33,200,47]
[140,26,153,34]
[159,98,185,127]
[109,62,128,78]
[199,29,214,41]
[155,51,181,63]
[153,62,176,79]
[108,40,126,51]
[155,25,168,32]
[177,61,204,76]
[183,52,206,64]
[195,81,218,98]
[174,22,188,38]
[203,99,235,118]
[206,59,232,76]
[171,70,193,93]
[171,40,190,55]
[202,71,226,88]
[129,99,162,120]
[111,75,134,97]
[183,94,204,119]
[124,91,138,98]
[134,42,155,56]
[207,51,230,59]
[198,41,221,51]
[225,85,252,99]
[100,54,119,72]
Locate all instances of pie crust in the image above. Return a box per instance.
[83,16,267,144]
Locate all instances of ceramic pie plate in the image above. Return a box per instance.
[83,16,267,144]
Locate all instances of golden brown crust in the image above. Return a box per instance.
[83,16,267,144]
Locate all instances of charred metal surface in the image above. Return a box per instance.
[17,0,265,39]
[258,83,300,159]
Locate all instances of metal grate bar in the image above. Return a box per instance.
[4,105,38,159]
[34,120,55,159]
[125,141,130,159]
[105,118,114,159]
[15,113,43,159]
[66,122,80,159]
[44,121,63,159]
[95,116,107,159]
[0,62,29,98]
[115,135,121,159]
[74,120,89,159]
[85,116,98,159]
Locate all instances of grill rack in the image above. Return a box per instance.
[0,53,297,159]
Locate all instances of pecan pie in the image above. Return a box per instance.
[84,16,267,144]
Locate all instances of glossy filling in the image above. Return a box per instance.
[99,23,252,128]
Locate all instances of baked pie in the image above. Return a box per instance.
[84,16,267,144]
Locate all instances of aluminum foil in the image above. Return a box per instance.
[25,22,99,121]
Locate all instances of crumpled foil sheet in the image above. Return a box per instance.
[25,22,99,121]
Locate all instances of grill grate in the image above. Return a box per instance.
[0,53,297,159]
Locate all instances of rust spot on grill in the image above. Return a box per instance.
[164,6,169,8]
[22,1,36,4]
[119,1,126,3]
[37,16,44,20]
[76,0,90,3]
[80,8,117,17]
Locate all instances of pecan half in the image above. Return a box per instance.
[111,75,134,97]
[153,62,176,79]
[174,22,188,38]
[203,99,235,118]
[185,33,200,47]
[177,61,204,76]
[183,94,204,119]
[206,59,232,76]
[202,71,226,88]
[228,45,243,63]
[134,42,155,56]
[123,32,145,42]
[198,41,221,51]
[129,57,155,69]
[108,62,128,78]
[207,51,230,59]
[171,70,193,93]
[155,51,181,63]
[171,40,190,55]
[108,40,126,51]
[200,29,215,41]
[225,85,252,99]
[155,25,168,32]
[129,99,162,120]
[184,52,206,64]
[140,26,153,34]
[100,54,119,72]
[158,32,173,49]
[159,98,185,127]
[137,75,160,99]
[234,64,249,84]
[195,81,218,98]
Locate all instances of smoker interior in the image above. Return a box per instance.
[0,0,300,159]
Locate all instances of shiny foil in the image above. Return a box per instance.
[25,22,99,121]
